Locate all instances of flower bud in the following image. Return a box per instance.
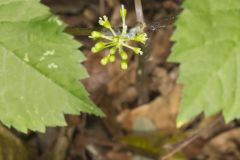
[120,5,127,18]
[133,47,143,55]
[90,31,102,39]
[109,55,116,62]
[121,61,128,70]
[133,33,148,44]
[100,57,109,65]
[94,41,105,50]
[110,47,117,55]
[91,47,98,53]
[99,15,111,28]
[91,42,105,53]
[120,50,128,60]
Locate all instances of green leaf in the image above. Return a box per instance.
[168,0,240,124]
[0,0,104,133]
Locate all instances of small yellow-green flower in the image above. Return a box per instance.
[89,5,148,70]
[89,31,103,39]
[131,33,148,44]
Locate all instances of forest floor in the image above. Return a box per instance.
[3,0,240,160]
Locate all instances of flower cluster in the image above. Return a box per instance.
[89,5,148,70]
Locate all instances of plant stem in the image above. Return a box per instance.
[134,0,146,27]
[135,0,150,105]
[108,27,117,36]
[160,117,224,160]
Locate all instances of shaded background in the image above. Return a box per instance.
[2,0,240,160]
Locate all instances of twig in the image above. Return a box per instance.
[134,0,150,105]
[134,0,146,27]
[160,117,224,160]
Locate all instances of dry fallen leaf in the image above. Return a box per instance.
[117,85,182,131]
[203,128,240,160]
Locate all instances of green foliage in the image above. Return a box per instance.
[168,0,240,125]
[0,0,104,133]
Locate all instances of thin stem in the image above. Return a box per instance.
[134,0,146,28]
[118,45,123,53]
[102,35,113,41]
[121,15,127,36]
[160,117,224,160]
[108,27,117,36]
[122,43,135,51]
[134,0,149,105]
[104,44,115,48]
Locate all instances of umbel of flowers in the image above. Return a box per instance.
[89,5,148,70]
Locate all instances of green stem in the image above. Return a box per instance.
[121,43,135,51]
[102,35,113,41]
[109,27,117,36]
